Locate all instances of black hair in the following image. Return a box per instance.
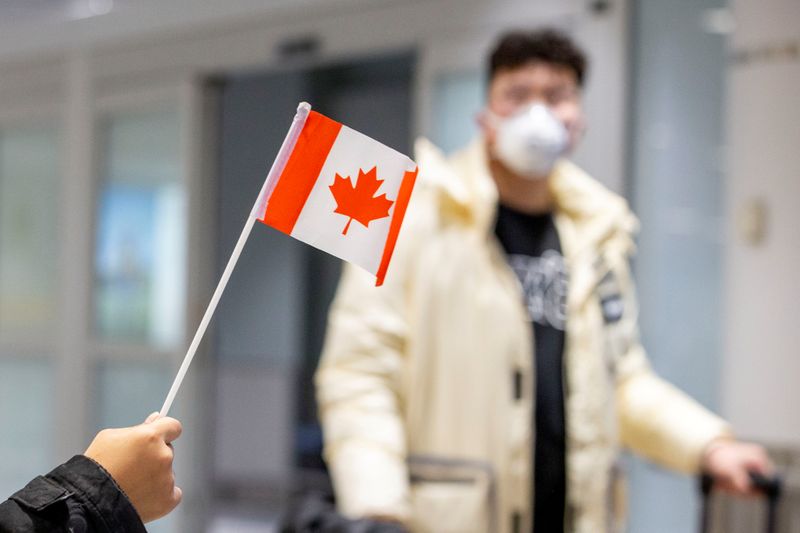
[488,28,588,86]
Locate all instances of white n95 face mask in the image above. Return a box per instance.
[492,103,569,179]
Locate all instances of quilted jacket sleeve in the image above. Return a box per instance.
[315,257,413,521]
[612,256,732,474]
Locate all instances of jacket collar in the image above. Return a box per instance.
[415,137,639,305]
[416,137,637,251]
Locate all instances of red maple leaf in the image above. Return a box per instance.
[329,166,394,235]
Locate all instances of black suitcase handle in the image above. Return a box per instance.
[747,472,783,499]
[699,471,783,533]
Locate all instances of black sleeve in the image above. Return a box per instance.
[0,455,147,533]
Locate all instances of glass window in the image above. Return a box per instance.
[93,109,186,349]
[0,126,60,338]
[93,360,172,431]
[431,69,484,154]
[93,357,177,533]
[0,358,54,497]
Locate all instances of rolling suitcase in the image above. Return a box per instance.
[699,471,783,533]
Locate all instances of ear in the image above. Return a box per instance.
[476,109,498,146]
[567,114,587,152]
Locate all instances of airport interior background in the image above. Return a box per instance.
[0,0,797,532]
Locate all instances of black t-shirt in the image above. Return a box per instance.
[494,204,567,533]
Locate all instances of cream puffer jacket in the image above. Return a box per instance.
[315,138,730,533]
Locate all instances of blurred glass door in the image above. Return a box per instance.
[212,52,414,527]
[0,122,60,497]
[627,1,728,532]
[89,96,190,533]
[93,107,185,350]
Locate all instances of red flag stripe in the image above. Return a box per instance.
[375,166,418,286]
[260,111,342,234]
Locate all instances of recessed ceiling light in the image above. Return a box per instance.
[69,0,113,20]
[701,8,736,35]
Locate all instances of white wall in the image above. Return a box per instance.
[723,0,800,445]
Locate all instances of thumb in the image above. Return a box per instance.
[144,412,160,424]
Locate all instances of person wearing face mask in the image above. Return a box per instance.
[314,29,772,533]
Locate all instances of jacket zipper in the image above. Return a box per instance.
[490,233,536,533]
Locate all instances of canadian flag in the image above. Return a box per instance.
[159,103,418,416]
[257,104,418,286]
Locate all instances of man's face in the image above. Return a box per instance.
[484,60,584,153]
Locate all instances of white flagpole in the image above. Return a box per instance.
[160,102,312,417]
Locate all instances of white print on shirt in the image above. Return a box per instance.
[508,250,568,331]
